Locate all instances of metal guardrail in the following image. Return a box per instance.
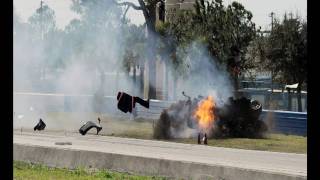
[14,92,307,136]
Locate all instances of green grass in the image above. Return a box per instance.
[111,131,306,154]
[14,161,167,180]
[46,112,155,139]
[172,134,307,154]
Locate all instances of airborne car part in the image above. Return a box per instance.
[79,119,102,135]
[34,118,46,131]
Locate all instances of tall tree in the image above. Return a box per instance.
[116,0,165,99]
[194,0,257,94]
[251,13,307,111]
[160,0,257,96]
[122,24,147,96]
[265,14,307,111]
[156,10,195,99]
[27,2,58,87]
[28,2,57,40]
[69,0,124,95]
[71,0,161,99]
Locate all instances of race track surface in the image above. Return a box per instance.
[14,131,307,177]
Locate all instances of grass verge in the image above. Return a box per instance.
[19,112,307,154]
[14,161,166,180]
[172,133,307,154]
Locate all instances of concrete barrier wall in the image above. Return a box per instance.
[260,110,307,136]
[14,143,305,180]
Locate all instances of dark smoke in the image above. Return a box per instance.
[153,96,202,139]
[153,95,268,139]
[214,97,268,138]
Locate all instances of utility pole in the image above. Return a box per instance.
[289,12,293,19]
[270,12,274,31]
[269,12,275,109]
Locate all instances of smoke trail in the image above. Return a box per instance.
[167,41,233,106]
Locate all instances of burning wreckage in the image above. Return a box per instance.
[28,90,266,143]
[154,92,268,142]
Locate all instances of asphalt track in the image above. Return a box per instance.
[14,131,307,179]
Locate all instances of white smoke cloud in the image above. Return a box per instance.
[168,41,233,107]
[13,1,233,133]
[13,1,139,130]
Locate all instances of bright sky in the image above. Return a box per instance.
[14,0,307,30]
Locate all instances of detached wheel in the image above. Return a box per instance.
[250,100,262,119]
[251,100,261,111]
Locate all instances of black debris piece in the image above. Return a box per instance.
[197,132,208,145]
[182,91,191,102]
[34,118,46,131]
[214,97,267,138]
[79,120,102,135]
[204,133,208,145]
[117,91,149,113]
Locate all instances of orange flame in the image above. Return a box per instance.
[193,96,216,131]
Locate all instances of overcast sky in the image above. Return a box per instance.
[14,0,307,30]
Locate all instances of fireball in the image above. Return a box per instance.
[193,96,216,132]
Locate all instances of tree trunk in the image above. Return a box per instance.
[133,64,136,95]
[173,75,178,100]
[164,60,169,100]
[271,71,274,93]
[100,70,105,95]
[133,65,136,83]
[148,59,157,99]
[140,65,144,97]
[115,69,119,95]
[146,27,157,99]
[287,89,292,111]
[136,0,157,99]
[297,82,303,112]
[269,71,274,109]
[94,68,105,113]
[233,74,240,98]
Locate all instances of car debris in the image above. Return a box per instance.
[79,117,102,135]
[34,118,46,131]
